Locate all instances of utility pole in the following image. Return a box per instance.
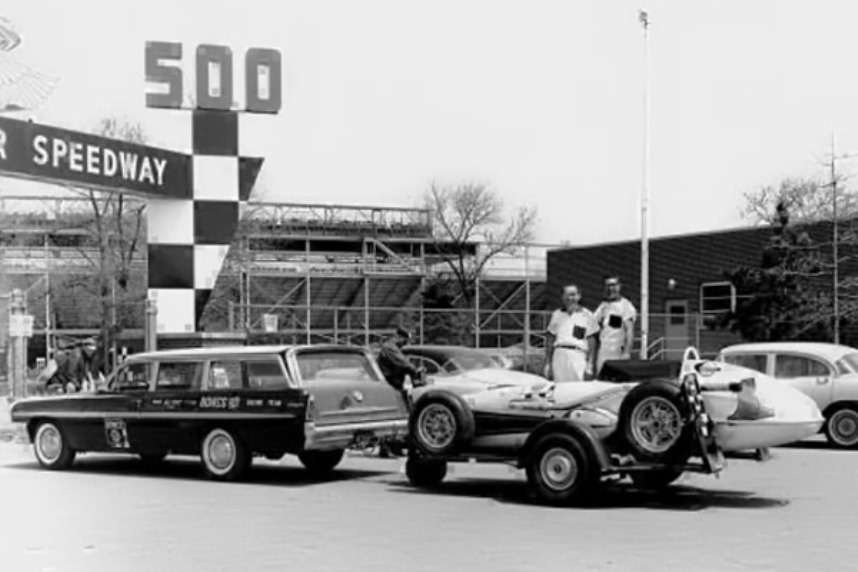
[639,9,651,359]
[831,134,840,345]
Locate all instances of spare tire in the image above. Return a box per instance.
[618,380,693,465]
[410,392,475,456]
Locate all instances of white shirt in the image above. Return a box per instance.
[547,307,598,351]
[594,297,637,349]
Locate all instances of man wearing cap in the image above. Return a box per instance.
[544,284,598,382]
[377,327,422,393]
[593,276,638,375]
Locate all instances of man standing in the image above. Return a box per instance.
[377,327,422,393]
[544,284,598,382]
[593,276,638,375]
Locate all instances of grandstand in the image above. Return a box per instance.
[0,193,550,361]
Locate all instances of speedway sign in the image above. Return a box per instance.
[0,116,191,199]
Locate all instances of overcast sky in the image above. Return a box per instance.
[6,0,858,246]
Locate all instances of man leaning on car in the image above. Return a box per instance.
[544,284,598,382]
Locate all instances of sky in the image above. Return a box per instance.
[5,0,858,246]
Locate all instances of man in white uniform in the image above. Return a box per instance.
[544,284,598,382]
[593,276,637,375]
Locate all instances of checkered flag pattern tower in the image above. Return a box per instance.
[147,110,263,333]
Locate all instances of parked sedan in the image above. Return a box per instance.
[719,342,858,448]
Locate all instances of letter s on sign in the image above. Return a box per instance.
[145,41,183,109]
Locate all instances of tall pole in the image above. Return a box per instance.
[639,9,651,359]
[831,134,840,344]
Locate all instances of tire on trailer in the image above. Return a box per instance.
[200,427,250,481]
[298,449,345,476]
[410,392,475,456]
[33,421,76,470]
[824,405,858,449]
[525,432,600,506]
[405,455,448,488]
[618,380,693,465]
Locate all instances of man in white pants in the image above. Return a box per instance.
[594,276,638,375]
[544,284,598,382]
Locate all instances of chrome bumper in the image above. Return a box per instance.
[304,419,409,450]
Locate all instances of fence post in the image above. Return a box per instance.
[9,289,27,400]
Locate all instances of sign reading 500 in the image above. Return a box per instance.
[145,42,281,113]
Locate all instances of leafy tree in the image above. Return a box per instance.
[723,202,833,341]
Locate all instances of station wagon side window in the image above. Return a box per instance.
[113,362,151,391]
[774,355,831,379]
[247,358,291,390]
[297,351,381,383]
[722,353,767,374]
[156,361,204,390]
[207,360,244,390]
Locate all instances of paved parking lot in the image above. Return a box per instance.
[0,438,855,572]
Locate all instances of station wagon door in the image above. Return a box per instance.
[136,360,206,454]
[291,348,407,427]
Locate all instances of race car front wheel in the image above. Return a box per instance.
[298,449,344,476]
[825,406,858,449]
[200,428,250,481]
[33,421,76,470]
[526,433,600,506]
[410,393,475,456]
[618,380,693,465]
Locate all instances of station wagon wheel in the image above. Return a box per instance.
[33,421,76,470]
[825,406,858,449]
[409,393,475,456]
[526,433,599,506]
[200,428,250,481]
[619,380,692,464]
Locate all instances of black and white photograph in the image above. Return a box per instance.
[2,1,858,570]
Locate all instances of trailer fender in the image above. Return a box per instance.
[518,419,610,471]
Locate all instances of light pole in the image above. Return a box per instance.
[639,9,651,359]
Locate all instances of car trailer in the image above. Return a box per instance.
[404,364,745,507]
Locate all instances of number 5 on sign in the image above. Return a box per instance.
[145,41,282,113]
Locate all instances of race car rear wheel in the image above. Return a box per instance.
[200,428,250,481]
[298,449,345,476]
[410,393,475,456]
[825,406,858,449]
[33,421,76,470]
[405,455,448,488]
[619,380,692,465]
[526,433,599,506]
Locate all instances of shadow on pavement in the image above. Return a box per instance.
[389,477,789,511]
[3,455,390,487]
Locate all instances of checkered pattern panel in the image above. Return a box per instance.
[147,109,265,334]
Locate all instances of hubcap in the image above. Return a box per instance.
[540,447,579,491]
[418,404,456,449]
[38,426,62,462]
[208,434,235,471]
[830,410,858,446]
[631,396,682,453]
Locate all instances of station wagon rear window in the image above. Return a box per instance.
[297,351,380,382]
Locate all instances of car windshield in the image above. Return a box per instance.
[441,353,500,374]
[835,352,858,374]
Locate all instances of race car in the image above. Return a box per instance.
[404,348,824,506]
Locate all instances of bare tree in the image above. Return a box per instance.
[424,182,537,305]
[53,118,149,367]
[741,177,858,224]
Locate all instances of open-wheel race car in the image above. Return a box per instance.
[404,347,824,506]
